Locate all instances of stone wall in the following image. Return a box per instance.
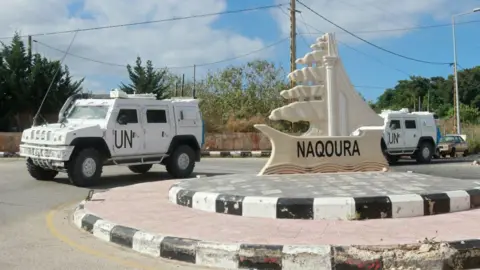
[0,132,272,153]
[0,133,22,153]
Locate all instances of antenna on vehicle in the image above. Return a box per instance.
[32,30,79,127]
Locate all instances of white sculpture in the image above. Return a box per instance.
[254,33,388,175]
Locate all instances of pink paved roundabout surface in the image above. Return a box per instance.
[85,180,480,246]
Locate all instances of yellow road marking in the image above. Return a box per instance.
[46,201,157,270]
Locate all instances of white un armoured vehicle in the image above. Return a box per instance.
[19,89,204,187]
[378,108,438,164]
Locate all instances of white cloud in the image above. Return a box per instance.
[272,0,479,44]
[0,0,273,91]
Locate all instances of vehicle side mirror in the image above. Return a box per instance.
[117,115,128,125]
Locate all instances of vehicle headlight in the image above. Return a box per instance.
[53,134,63,142]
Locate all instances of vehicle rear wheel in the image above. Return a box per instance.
[450,148,456,158]
[26,158,58,181]
[416,141,433,164]
[128,164,153,174]
[463,150,469,157]
[166,145,195,178]
[67,148,103,187]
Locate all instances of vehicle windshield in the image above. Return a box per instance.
[439,136,456,143]
[67,105,109,120]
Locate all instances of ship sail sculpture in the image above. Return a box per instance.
[254,33,388,175]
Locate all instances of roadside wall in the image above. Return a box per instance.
[0,132,272,153]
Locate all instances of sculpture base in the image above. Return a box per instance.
[254,124,388,175]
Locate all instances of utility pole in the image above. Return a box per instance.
[452,72,457,133]
[289,0,297,132]
[193,64,196,99]
[427,89,430,112]
[289,0,297,89]
[181,74,185,96]
[174,80,178,96]
[27,35,32,62]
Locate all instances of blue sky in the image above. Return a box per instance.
[48,0,480,102]
[211,0,480,102]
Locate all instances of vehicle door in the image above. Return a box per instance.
[142,105,172,154]
[384,118,404,150]
[455,136,468,152]
[173,105,201,137]
[403,118,419,150]
[110,107,144,157]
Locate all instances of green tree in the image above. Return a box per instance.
[447,103,480,124]
[196,60,289,132]
[0,32,83,130]
[119,56,170,99]
[373,67,480,120]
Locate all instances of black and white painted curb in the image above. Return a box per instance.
[169,185,480,220]
[201,151,271,157]
[74,201,480,269]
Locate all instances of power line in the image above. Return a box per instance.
[342,19,480,35]
[292,10,412,77]
[33,37,289,69]
[277,7,397,91]
[296,0,453,66]
[0,3,287,40]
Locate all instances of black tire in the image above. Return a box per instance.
[386,154,400,164]
[166,145,195,178]
[416,141,433,164]
[128,164,153,174]
[463,150,469,157]
[26,158,58,181]
[450,148,456,158]
[441,153,447,158]
[67,148,103,187]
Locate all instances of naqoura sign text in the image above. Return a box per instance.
[297,140,360,158]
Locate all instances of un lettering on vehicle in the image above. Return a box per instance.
[386,132,400,145]
[114,130,134,148]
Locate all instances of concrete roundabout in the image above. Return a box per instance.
[74,178,480,270]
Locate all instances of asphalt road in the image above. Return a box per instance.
[0,157,479,270]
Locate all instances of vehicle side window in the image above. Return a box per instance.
[389,120,401,130]
[405,120,416,129]
[455,136,464,143]
[146,109,167,123]
[117,109,138,124]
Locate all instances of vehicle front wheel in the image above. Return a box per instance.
[67,148,103,187]
[128,164,153,174]
[386,154,400,164]
[450,148,456,158]
[416,141,433,164]
[166,145,195,178]
[26,158,58,181]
